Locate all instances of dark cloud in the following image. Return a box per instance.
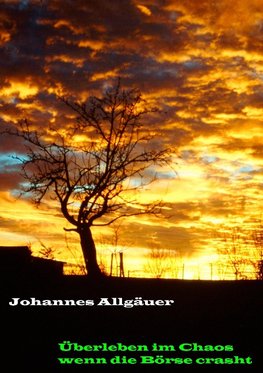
[113,219,199,255]
[0,172,23,191]
[0,0,263,262]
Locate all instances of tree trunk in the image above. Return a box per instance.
[78,224,102,277]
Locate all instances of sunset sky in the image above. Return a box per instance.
[0,0,263,278]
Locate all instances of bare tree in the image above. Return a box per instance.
[99,222,131,276]
[146,246,170,278]
[38,241,56,260]
[216,227,248,280]
[144,234,180,279]
[145,246,182,279]
[250,221,263,280]
[216,222,263,280]
[2,81,171,277]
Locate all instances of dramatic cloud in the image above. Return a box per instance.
[0,0,263,277]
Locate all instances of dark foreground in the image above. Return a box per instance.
[1,275,263,372]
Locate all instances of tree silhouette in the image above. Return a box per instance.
[216,222,263,280]
[250,220,263,280]
[3,81,171,277]
[216,227,248,280]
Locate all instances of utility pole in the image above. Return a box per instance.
[119,252,125,277]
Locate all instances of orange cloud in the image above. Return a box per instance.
[0,0,262,278]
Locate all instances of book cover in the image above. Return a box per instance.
[0,1,262,371]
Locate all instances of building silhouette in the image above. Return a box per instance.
[0,245,64,280]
